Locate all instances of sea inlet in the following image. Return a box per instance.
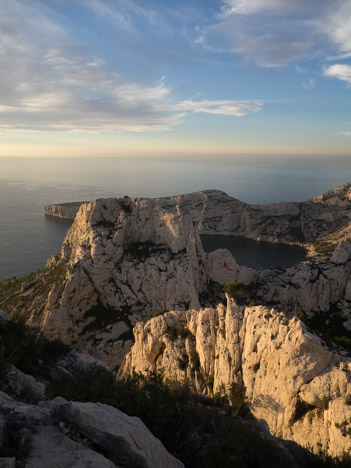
[200,235,307,269]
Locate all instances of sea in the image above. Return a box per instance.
[1,155,350,280]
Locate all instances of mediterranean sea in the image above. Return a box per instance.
[1,155,350,280]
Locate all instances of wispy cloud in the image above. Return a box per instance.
[333,130,351,136]
[324,64,351,85]
[197,0,351,68]
[173,99,263,117]
[0,1,264,133]
[302,79,316,90]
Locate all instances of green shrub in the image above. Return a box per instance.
[153,309,169,318]
[313,240,335,258]
[47,367,351,468]
[228,382,246,415]
[334,336,351,346]
[0,317,70,379]
[167,326,194,341]
[296,311,306,321]
[222,282,250,305]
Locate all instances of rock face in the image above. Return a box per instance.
[121,295,351,458]
[45,182,351,244]
[252,240,351,320]
[0,392,183,468]
[45,202,85,219]
[20,197,221,367]
[3,185,351,367]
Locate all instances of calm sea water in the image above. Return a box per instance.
[0,156,350,280]
[201,235,307,269]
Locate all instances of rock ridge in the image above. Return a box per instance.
[45,182,351,245]
[121,295,351,458]
[3,188,351,367]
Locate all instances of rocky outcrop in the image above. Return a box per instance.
[7,197,223,367]
[45,202,85,220]
[45,182,351,244]
[0,392,183,467]
[251,240,351,320]
[3,186,351,367]
[121,295,351,458]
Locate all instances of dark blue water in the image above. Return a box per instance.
[201,235,307,269]
[0,156,350,280]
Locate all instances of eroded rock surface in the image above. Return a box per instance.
[10,197,222,367]
[46,182,351,244]
[0,392,183,468]
[121,295,351,457]
[3,186,351,367]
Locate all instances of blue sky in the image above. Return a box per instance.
[1,0,351,157]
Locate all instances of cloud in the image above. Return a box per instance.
[0,0,263,133]
[302,79,316,90]
[173,99,263,117]
[324,64,351,85]
[333,131,351,136]
[218,0,301,17]
[197,0,351,68]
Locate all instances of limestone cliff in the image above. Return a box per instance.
[45,182,351,245]
[121,295,351,458]
[3,187,351,367]
[45,202,85,219]
[5,197,223,367]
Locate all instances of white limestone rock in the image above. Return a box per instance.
[331,240,351,264]
[44,202,84,220]
[4,185,351,369]
[121,296,351,457]
[0,392,183,468]
[55,400,183,468]
[26,426,115,468]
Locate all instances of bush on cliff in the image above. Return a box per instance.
[48,367,351,468]
[222,281,251,305]
[0,314,70,380]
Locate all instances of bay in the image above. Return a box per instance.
[0,155,350,280]
[201,235,307,269]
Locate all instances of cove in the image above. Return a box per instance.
[200,234,307,270]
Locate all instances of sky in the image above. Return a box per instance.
[1,0,351,158]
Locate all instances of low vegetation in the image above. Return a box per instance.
[0,317,350,467]
[49,367,351,468]
[222,281,252,305]
[313,240,336,258]
[0,314,70,381]
[295,307,351,353]
[153,309,169,318]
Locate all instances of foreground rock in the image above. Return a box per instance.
[121,295,351,458]
[0,392,183,468]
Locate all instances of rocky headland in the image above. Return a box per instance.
[45,182,351,247]
[45,202,86,220]
[1,182,351,462]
